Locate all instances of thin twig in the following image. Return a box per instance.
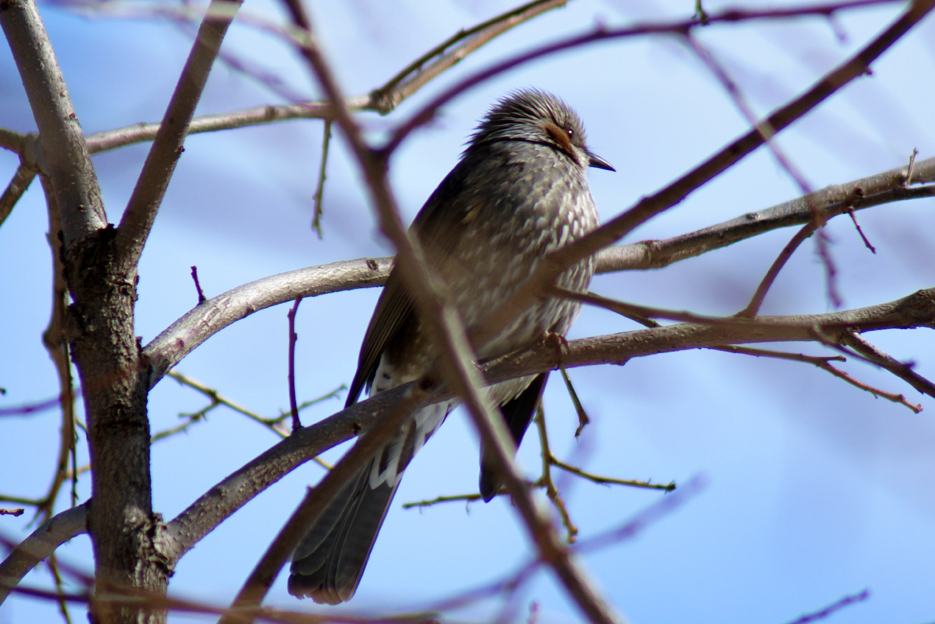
[170,371,284,430]
[310,120,332,238]
[287,297,302,431]
[904,148,919,186]
[738,222,818,317]
[190,266,207,304]
[712,343,921,412]
[694,0,709,25]
[534,407,578,543]
[0,494,43,506]
[821,363,922,412]
[150,415,207,443]
[402,493,486,509]
[370,0,568,112]
[550,457,676,492]
[47,553,74,624]
[37,176,77,520]
[685,32,811,193]
[815,220,843,307]
[784,589,870,624]
[707,345,845,365]
[555,287,779,329]
[577,475,705,554]
[423,478,704,618]
[845,207,876,253]
[842,331,935,398]
[167,370,339,467]
[376,0,563,97]
[0,162,36,228]
[559,368,590,438]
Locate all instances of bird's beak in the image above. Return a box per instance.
[587,150,615,172]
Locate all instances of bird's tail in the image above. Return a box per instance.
[289,400,449,603]
[479,372,549,501]
[288,458,398,604]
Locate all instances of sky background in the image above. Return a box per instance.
[3,1,935,622]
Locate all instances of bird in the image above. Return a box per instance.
[288,89,613,604]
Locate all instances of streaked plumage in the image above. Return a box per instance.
[289,89,612,604]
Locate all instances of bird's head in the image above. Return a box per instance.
[468,89,614,172]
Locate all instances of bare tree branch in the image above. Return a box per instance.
[533,408,579,543]
[141,170,935,389]
[75,0,567,162]
[841,331,935,398]
[310,120,332,238]
[783,589,870,624]
[5,0,933,620]
[738,222,820,318]
[383,0,910,153]
[286,298,302,431]
[161,377,419,562]
[595,158,935,273]
[469,0,935,351]
[0,126,27,153]
[114,0,241,271]
[36,173,79,518]
[1,0,890,166]
[152,286,935,618]
[1,0,106,244]
[84,100,354,155]
[549,457,676,492]
[0,161,35,228]
[216,387,427,624]
[370,0,569,112]
[0,503,88,604]
[420,476,703,617]
[144,257,393,387]
[711,342,922,412]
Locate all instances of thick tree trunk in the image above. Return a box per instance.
[2,2,170,621]
[63,227,170,623]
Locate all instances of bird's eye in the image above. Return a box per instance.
[566,127,574,137]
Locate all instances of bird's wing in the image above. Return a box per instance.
[345,162,476,407]
[345,269,415,406]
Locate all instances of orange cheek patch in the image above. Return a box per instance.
[542,121,576,161]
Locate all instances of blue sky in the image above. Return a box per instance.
[3,1,935,622]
